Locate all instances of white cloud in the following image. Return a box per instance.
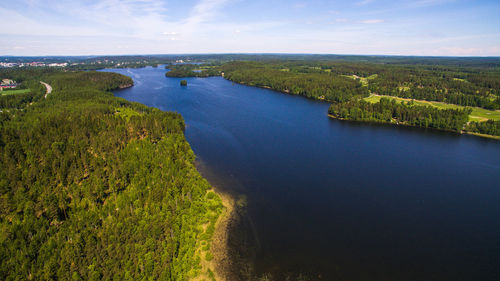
[359,19,384,24]
[1,0,497,56]
[185,0,230,26]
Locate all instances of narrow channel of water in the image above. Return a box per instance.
[104,66,500,281]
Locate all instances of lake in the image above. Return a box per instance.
[103,66,500,281]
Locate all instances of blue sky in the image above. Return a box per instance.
[1,0,499,56]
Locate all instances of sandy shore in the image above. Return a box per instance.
[192,159,257,281]
[190,187,237,281]
[211,190,236,281]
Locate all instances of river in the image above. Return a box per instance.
[103,66,500,281]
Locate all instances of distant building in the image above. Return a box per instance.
[26,62,45,67]
[0,62,16,68]
[1,79,17,88]
[0,85,17,89]
[48,63,68,67]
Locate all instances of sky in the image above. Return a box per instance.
[1,0,499,56]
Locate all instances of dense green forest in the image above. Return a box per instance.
[365,68,500,109]
[328,98,470,131]
[165,64,221,78]
[220,61,370,102]
[465,119,500,136]
[328,98,500,136]
[0,70,223,280]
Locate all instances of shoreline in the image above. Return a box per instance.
[210,189,236,281]
[328,114,499,141]
[193,158,258,281]
[113,75,239,280]
[192,183,258,281]
[226,78,500,141]
[190,158,239,281]
[190,186,236,281]
[225,78,333,103]
[465,131,500,140]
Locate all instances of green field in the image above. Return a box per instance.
[344,74,377,86]
[363,94,500,122]
[114,107,143,121]
[1,88,30,95]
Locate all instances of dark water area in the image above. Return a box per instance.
[102,66,500,281]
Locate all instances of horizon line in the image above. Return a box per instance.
[2,53,500,59]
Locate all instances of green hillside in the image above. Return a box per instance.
[0,70,222,280]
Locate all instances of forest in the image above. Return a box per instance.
[0,69,223,280]
[216,60,500,108]
[1,55,499,281]
[328,98,472,132]
[165,64,221,78]
[179,59,499,138]
[165,59,500,108]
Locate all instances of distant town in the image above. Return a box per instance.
[0,55,209,72]
[0,62,68,68]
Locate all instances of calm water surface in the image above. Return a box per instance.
[103,66,500,281]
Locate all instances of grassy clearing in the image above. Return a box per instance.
[114,107,142,121]
[344,74,377,87]
[194,65,217,71]
[190,190,227,281]
[1,89,30,96]
[363,94,500,122]
[453,78,467,82]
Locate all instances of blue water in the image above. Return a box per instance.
[103,66,500,281]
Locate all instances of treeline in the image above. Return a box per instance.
[0,70,222,280]
[220,61,369,102]
[4,54,500,68]
[165,64,221,78]
[466,120,500,136]
[328,97,500,136]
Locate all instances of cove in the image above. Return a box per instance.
[102,66,500,281]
